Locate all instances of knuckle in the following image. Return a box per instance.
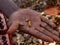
[41,22,47,27]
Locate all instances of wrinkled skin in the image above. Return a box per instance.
[7,9,59,42]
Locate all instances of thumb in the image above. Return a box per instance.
[7,21,20,35]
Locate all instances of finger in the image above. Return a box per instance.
[40,22,59,36]
[7,21,24,35]
[41,16,56,28]
[35,26,59,42]
[7,21,19,35]
[19,26,54,42]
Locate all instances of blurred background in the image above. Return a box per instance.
[11,0,60,45]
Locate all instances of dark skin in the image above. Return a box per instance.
[0,0,59,42]
[7,9,59,42]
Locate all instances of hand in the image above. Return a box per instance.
[7,9,59,42]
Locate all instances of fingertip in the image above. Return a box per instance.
[46,37,54,42]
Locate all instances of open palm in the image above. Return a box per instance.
[7,9,59,42]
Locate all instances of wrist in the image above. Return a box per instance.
[0,0,19,18]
